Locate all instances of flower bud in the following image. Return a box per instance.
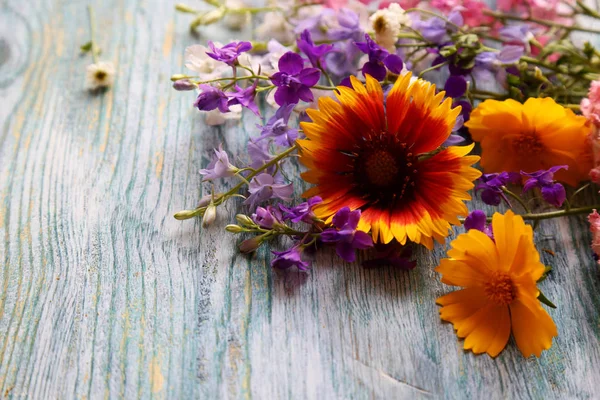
[202,204,217,228]
[175,3,196,13]
[191,7,225,29]
[236,214,255,227]
[225,224,244,233]
[198,194,213,208]
[170,74,188,82]
[173,79,197,91]
[239,236,262,253]
[174,208,203,220]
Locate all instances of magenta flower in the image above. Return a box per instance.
[206,41,252,66]
[194,85,229,113]
[227,81,260,116]
[464,210,494,239]
[270,52,321,105]
[297,30,333,69]
[199,145,238,181]
[251,205,283,229]
[522,165,568,208]
[271,246,310,271]
[321,207,373,262]
[475,172,520,206]
[355,34,403,81]
[257,104,298,147]
[244,173,293,208]
[280,196,322,224]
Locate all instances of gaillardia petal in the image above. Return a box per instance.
[298,73,480,248]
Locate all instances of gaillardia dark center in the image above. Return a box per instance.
[350,133,418,207]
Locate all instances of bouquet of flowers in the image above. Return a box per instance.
[170,0,600,359]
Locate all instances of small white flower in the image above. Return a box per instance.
[184,44,227,80]
[256,12,295,44]
[224,0,251,30]
[85,61,116,90]
[369,3,411,52]
[204,104,243,126]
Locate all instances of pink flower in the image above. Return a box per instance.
[322,0,375,8]
[581,81,600,127]
[588,210,600,263]
[429,0,492,27]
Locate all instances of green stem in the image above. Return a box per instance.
[418,61,449,78]
[87,5,98,63]
[313,84,337,90]
[520,205,600,221]
[485,10,600,34]
[175,144,299,220]
[502,186,530,213]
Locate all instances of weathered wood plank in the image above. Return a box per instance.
[0,0,599,399]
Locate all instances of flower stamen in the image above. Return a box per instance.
[484,272,516,305]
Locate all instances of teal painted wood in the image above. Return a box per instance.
[0,0,599,398]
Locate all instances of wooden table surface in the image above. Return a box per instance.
[1,0,600,398]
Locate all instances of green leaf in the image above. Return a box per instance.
[538,290,557,309]
[80,41,93,52]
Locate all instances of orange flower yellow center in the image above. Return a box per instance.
[484,272,516,305]
[512,133,543,156]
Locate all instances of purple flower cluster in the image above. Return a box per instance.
[475,172,520,206]
[206,41,252,66]
[522,166,568,208]
[271,246,310,271]
[321,207,373,262]
[355,34,403,81]
[257,104,299,147]
[195,84,259,116]
[464,210,494,239]
[271,52,321,106]
[244,173,293,209]
[280,196,322,224]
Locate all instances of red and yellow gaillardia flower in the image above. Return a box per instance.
[465,97,592,186]
[436,210,557,358]
[297,73,481,249]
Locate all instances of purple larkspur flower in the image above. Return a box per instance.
[320,207,373,262]
[247,138,272,170]
[271,245,310,271]
[328,8,363,41]
[297,30,333,69]
[498,45,525,64]
[522,165,568,208]
[199,144,238,181]
[257,104,298,147]
[444,75,468,98]
[244,173,293,208]
[326,40,362,77]
[227,81,260,116]
[499,25,533,44]
[194,85,229,113]
[252,205,283,229]
[414,16,447,44]
[464,210,493,239]
[206,41,252,66]
[355,34,403,81]
[270,52,321,106]
[280,196,322,224]
[475,172,520,206]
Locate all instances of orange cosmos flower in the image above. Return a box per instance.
[297,73,481,249]
[436,210,557,358]
[465,97,592,186]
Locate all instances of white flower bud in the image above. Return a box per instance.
[202,204,217,228]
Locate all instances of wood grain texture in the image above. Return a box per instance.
[0,0,599,398]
